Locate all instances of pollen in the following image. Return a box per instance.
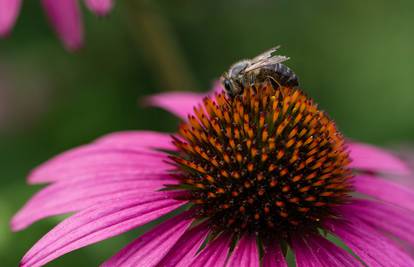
[171,82,353,239]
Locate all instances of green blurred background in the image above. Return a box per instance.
[1,0,414,265]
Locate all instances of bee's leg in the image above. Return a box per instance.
[266,75,282,88]
[240,76,247,88]
[238,78,246,92]
[249,73,255,86]
[248,73,260,94]
[265,76,285,100]
[240,75,248,88]
[234,82,244,97]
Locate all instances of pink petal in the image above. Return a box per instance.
[28,130,175,184]
[95,130,176,151]
[157,223,210,267]
[0,0,21,37]
[292,236,323,266]
[30,163,172,184]
[12,176,177,231]
[326,218,414,267]
[189,233,231,267]
[348,142,411,175]
[33,146,165,170]
[84,0,113,16]
[28,147,171,184]
[296,234,362,267]
[354,174,414,211]
[262,241,287,267]
[103,211,194,266]
[339,199,414,247]
[226,234,259,267]
[146,91,206,120]
[20,192,185,267]
[41,0,84,51]
[146,82,224,120]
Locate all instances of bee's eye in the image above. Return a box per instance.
[224,80,232,92]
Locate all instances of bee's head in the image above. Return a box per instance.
[221,60,249,98]
[221,73,232,92]
[221,74,242,98]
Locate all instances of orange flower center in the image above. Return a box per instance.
[171,82,352,239]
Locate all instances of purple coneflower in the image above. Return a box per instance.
[0,0,113,50]
[12,82,414,266]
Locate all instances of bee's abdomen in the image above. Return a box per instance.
[258,64,299,88]
[276,63,299,86]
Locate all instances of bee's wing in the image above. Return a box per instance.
[244,55,289,72]
[250,46,281,63]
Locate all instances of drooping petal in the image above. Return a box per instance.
[95,131,176,151]
[12,176,177,231]
[354,174,414,211]
[28,147,171,184]
[157,222,210,267]
[189,233,231,267]
[0,0,22,37]
[293,234,362,267]
[146,82,224,120]
[262,241,287,267]
[348,142,411,175]
[226,234,259,267]
[19,192,185,267]
[326,218,414,267]
[339,199,414,247]
[84,0,113,16]
[41,0,84,51]
[103,211,194,266]
[146,91,207,120]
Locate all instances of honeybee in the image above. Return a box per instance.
[221,46,299,98]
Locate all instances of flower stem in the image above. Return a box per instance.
[123,0,199,91]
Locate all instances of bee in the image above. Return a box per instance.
[221,46,299,98]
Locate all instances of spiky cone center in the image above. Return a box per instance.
[171,83,353,240]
